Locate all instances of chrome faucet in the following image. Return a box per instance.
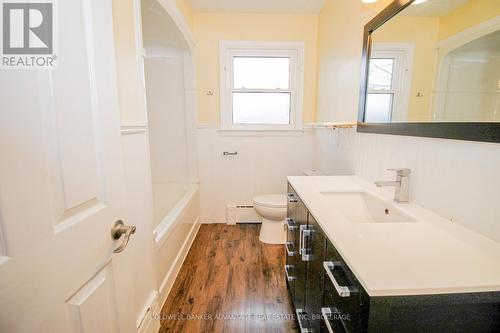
[375,168,411,203]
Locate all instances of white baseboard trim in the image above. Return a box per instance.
[157,217,200,311]
[225,205,262,225]
[200,220,227,224]
[136,291,160,333]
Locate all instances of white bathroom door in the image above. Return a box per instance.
[0,0,137,332]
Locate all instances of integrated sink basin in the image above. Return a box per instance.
[320,191,417,223]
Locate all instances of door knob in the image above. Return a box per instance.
[111,220,136,253]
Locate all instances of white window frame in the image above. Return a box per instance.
[219,40,305,131]
[368,43,414,122]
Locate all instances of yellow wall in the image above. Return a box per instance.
[193,13,318,125]
[373,16,439,121]
[110,0,500,126]
[112,0,147,125]
[316,0,391,122]
[175,0,194,30]
[439,0,500,40]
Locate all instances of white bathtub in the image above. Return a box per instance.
[152,183,200,308]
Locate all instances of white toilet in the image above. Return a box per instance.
[253,194,287,244]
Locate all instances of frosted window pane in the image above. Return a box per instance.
[368,58,394,90]
[365,93,393,122]
[234,57,290,89]
[233,93,291,124]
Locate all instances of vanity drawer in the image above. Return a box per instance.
[285,263,296,298]
[287,183,297,220]
[286,185,299,248]
[323,240,369,333]
[286,218,298,245]
[286,183,308,310]
[285,237,297,300]
[304,213,327,333]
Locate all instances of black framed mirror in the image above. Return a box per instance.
[357,0,500,143]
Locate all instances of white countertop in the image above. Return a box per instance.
[288,175,500,297]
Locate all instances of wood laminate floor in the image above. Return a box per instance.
[158,224,298,333]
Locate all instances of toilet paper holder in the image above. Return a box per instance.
[223,151,238,156]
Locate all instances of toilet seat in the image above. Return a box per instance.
[253,194,287,208]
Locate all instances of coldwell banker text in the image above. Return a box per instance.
[1,1,57,68]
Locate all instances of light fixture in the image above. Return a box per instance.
[361,0,379,3]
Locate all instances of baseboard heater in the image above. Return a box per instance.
[226,205,262,225]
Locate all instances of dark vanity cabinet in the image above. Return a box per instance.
[286,184,367,333]
[285,184,309,314]
[286,184,329,332]
[286,183,500,333]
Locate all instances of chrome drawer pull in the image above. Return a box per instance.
[285,241,295,256]
[321,307,337,333]
[323,261,355,297]
[287,192,298,203]
[322,307,349,333]
[299,225,305,255]
[286,218,298,230]
[295,308,313,333]
[300,226,312,261]
[285,265,296,281]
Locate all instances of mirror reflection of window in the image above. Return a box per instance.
[366,58,395,122]
[366,46,413,122]
[369,58,394,90]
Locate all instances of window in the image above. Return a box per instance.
[220,41,305,130]
[366,43,413,122]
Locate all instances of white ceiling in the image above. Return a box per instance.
[402,0,468,17]
[187,0,326,14]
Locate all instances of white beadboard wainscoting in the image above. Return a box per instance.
[120,129,160,333]
[312,128,500,243]
[197,128,314,223]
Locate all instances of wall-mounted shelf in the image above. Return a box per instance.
[306,122,357,130]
